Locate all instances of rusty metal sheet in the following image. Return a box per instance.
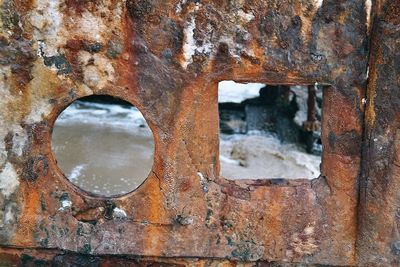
[0,0,369,265]
[357,0,400,266]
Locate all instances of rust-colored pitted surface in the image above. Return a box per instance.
[0,0,373,266]
[357,0,400,266]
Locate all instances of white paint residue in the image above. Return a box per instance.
[4,205,15,224]
[48,0,62,33]
[0,148,6,169]
[113,207,127,218]
[59,199,72,211]
[237,10,255,22]
[69,164,87,182]
[29,0,63,56]
[79,52,115,89]
[0,68,13,169]
[11,126,28,157]
[78,12,107,42]
[365,0,372,30]
[180,6,257,68]
[315,0,323,9]
[37,41,46,58]
[26,100,52,123]
[182,17,197,69]
[176,0,187,13]
[181,17,213,69]
[83,66,102,87]
[197,172,205,182]
[0,162,19,198]
[30,1,124,57]
[197,172,208,192]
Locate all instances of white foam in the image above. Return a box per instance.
[219,155,240,165]
[218,81,264,103]
[55,101,149,132]
[69,164,87,182]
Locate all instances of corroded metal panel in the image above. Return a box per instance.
[357,0,400,265]
[0,0,370,266]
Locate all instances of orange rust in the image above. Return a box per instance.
[0,0,380,265]
[12,182,40,247]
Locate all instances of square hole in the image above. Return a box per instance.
[218,81,322,180]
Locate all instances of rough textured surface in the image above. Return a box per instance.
[0,0,374,266]
[0,247,328,266]
[357,0,400,265]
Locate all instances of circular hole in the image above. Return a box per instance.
[51,95,154,197]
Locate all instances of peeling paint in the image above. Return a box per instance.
[3,203,16,225]
[237,10,255,23]
[0,67,15,168]
[0,162,19,198]
[181,16,212,69]
[75,12,108,42]
[28,0,63,57]
[59,199,72,212]
[113,207,127,218]
[175,0,187,14]
[197,172,208,193]
[0,0,370,265]
[26,100,53,124]
[63,2,124,44]
[79,52,115,89]
[10,126,28,157]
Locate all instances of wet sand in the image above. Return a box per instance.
[220,134,320,179]
[52,123,154,196]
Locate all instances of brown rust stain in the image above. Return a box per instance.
[0,0,372,265]
[357,0,400,265]
[11,182,40,246]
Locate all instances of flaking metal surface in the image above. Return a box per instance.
[0,0,374,266]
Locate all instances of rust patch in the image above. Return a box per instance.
[0,0,373,266]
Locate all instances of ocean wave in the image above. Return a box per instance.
[56,101,149,132]
[218,81,264,103]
